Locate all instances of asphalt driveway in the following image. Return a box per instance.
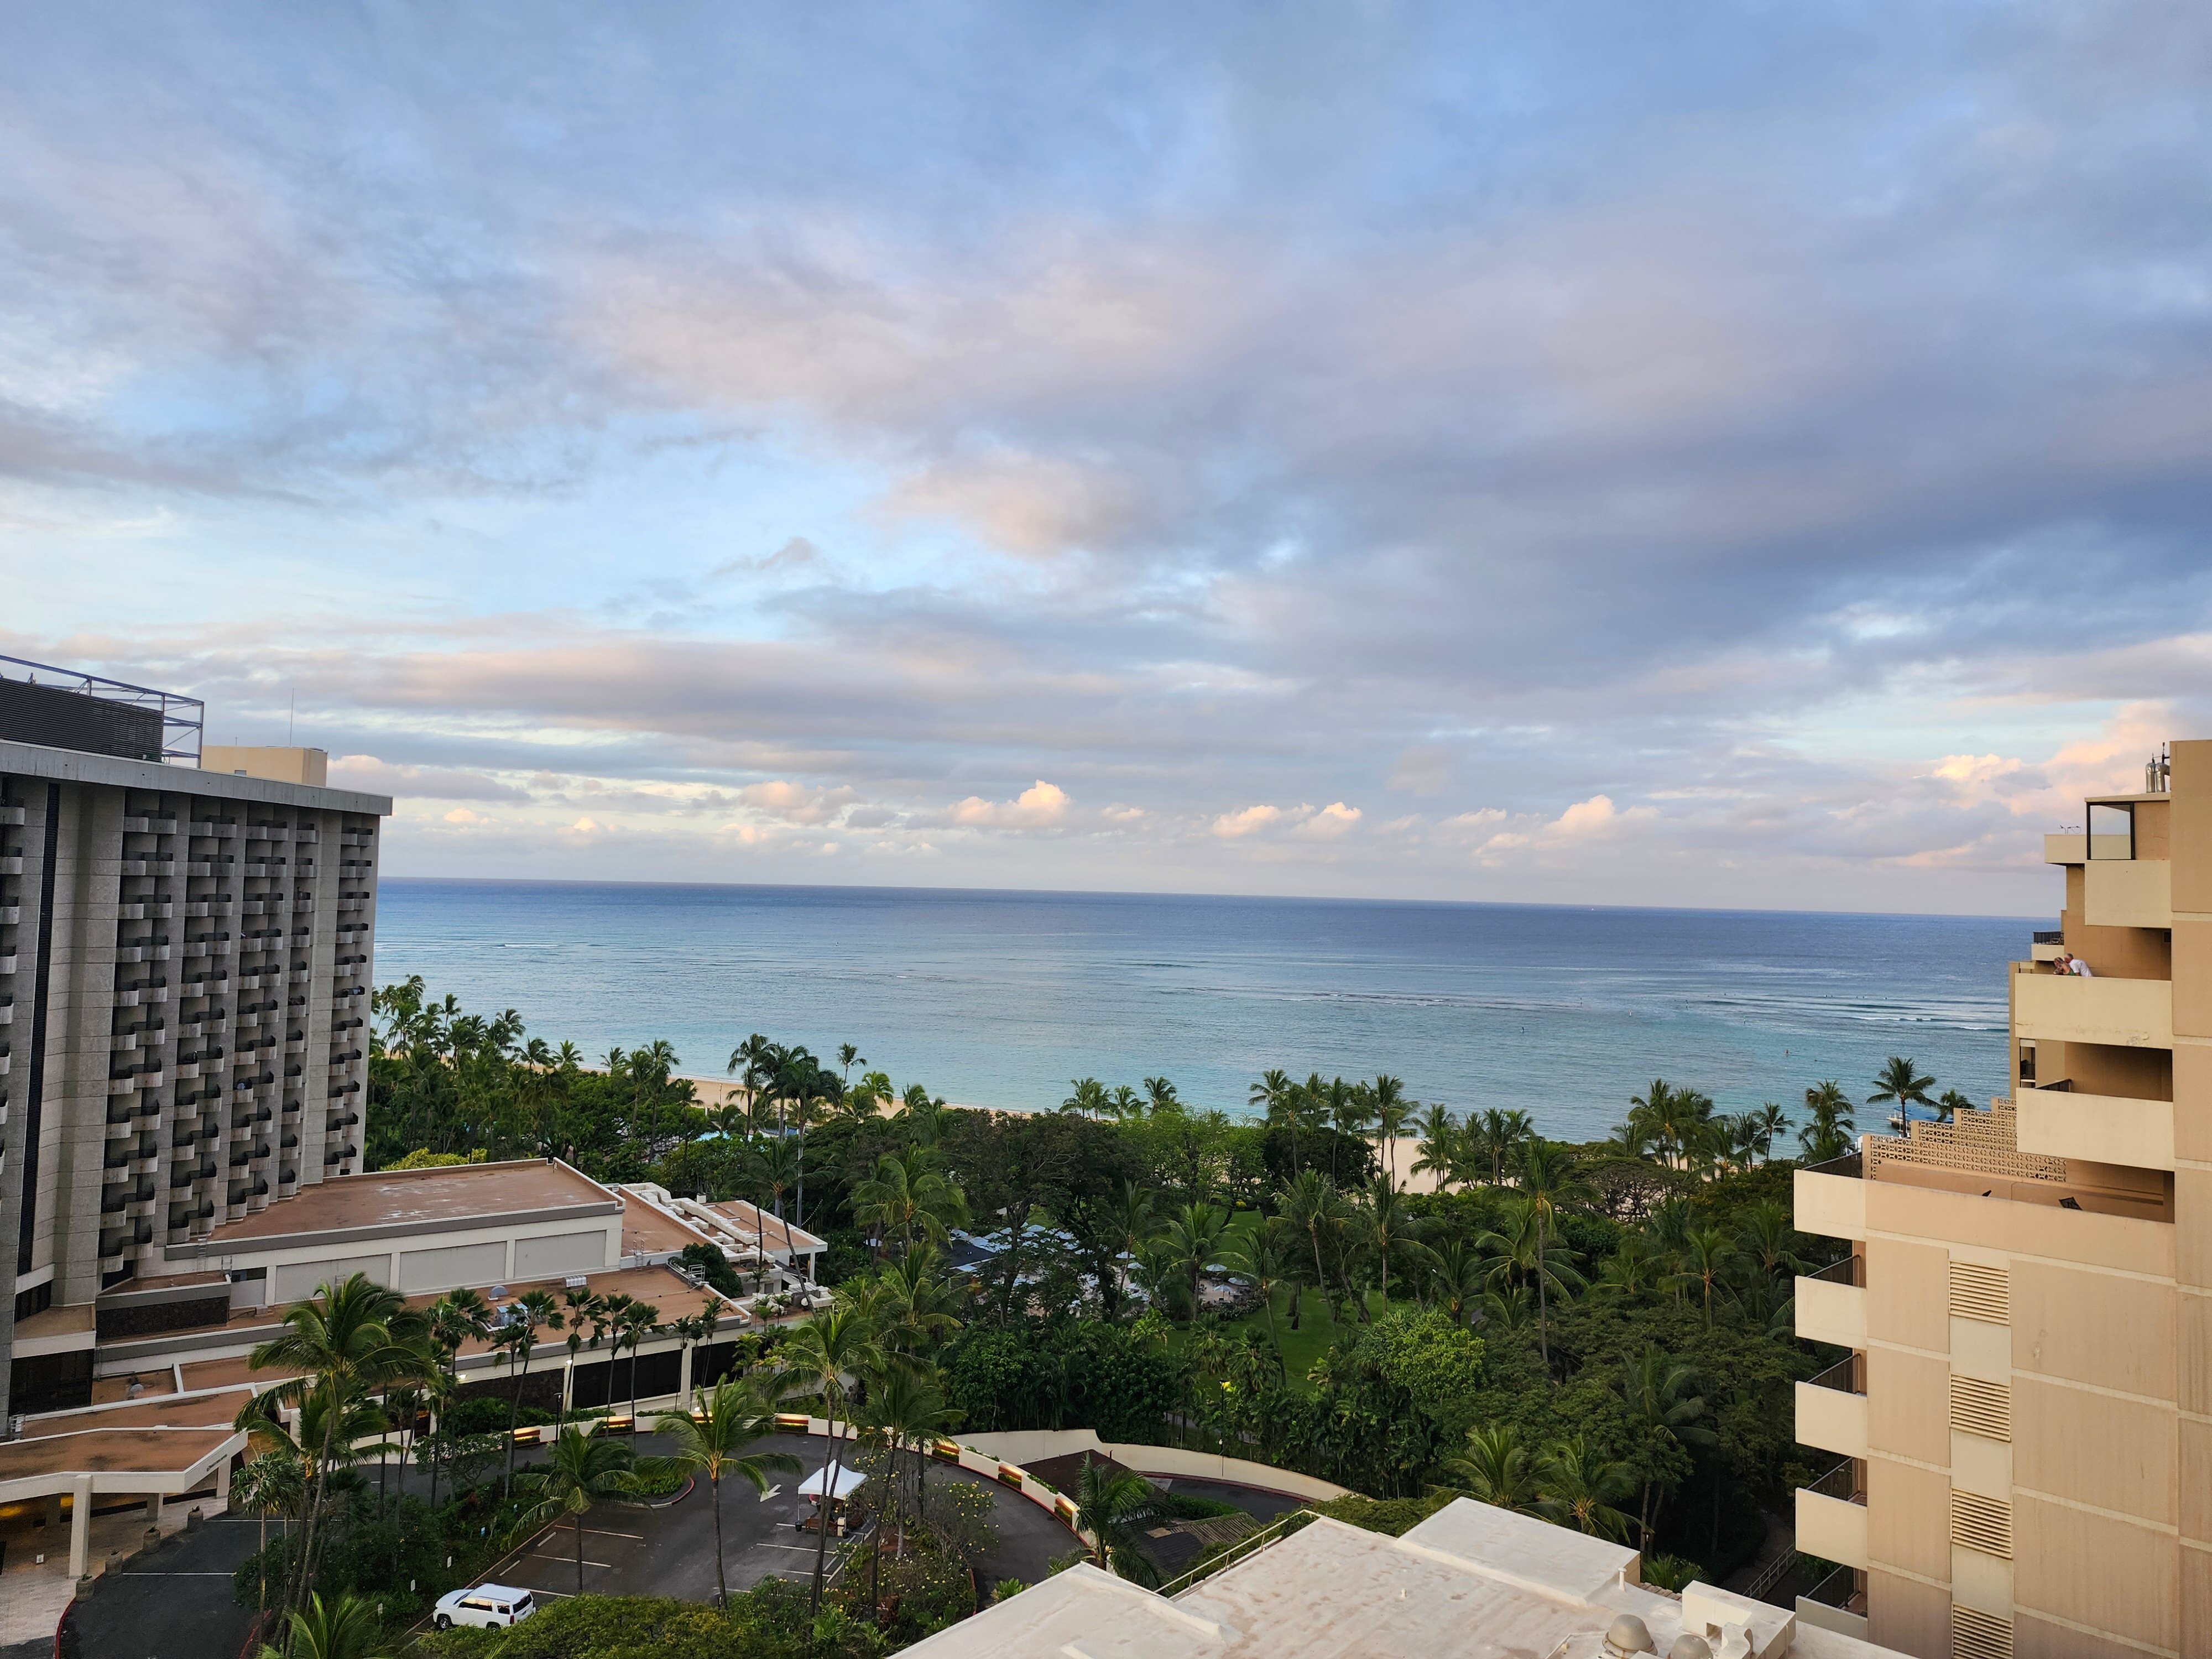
[478,1432,1075,1609]
[71,1516,261,1659]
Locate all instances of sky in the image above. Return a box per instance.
[4,3,2210,914]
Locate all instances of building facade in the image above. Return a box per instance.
[1794,740,2209,1659]
[1,710,389,1423]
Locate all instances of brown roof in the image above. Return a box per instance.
[22,1390,252,1439]
[14,1303,96,1341]
[0,1428,235,1481]
[190,1159,616,1246]
[180,1355,304,1392]
[702,1198,826,1255]
[619,1192,716,1257]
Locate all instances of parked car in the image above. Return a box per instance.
[433,1585,538,1630]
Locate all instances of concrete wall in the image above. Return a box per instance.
[954,1427,1352,1504]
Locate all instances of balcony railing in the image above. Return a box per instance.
[1802,1563,1863,1611]
[1802,1152,1863,1180]
[2032,930,2063,946]
[1806,1459,1864,1504]
[1803,1256,1863,1287]
[1806,1357,1861,1395]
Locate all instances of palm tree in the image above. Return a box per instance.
[1410,1104,1459,1192]
[1277,1170,1343,1332]
[1737,1200,1808,1284]
[1158,1201,1233,1320]
[1475,1197,1584,1337]
[248,1274,431,1615]
[1800,1081,1856,1162]
[1143,1076,1181,1112]
[1249,1070,1300,1171]
[1071,1454,1161,1574]
[1423,1235,1489,1328]
[1752,1102,1791,1161]
[654,1379,800,1606]
[615,1300,662,1421]
[1323,1076,1369,1181]
[1535,1435,1636,1540]
[256,1592,388,1659]
[1358,1172,1417,1306]
[513,1426,651,1596]
[1590,1234,1666,1302]
[1868,1056,1936,1127]
[501,1290,563,1494]
[1442,1422,1538,1512]
[1616,1346,1715,1543]
[852,1149,969,1258]
[854,1364,956,1559]
[1934,1088,1975,1123]
[1475,1108,1532,1186]
[779,1303,884,1614]
[1369,1076,1410,1177]
[232,1451,306,1618]
[879,1244,965,1360]
[751,1135,801,1223]
[837,1043,864,1086]
[1669,1227,1741,1325]
[1102,1179,1156,1307]
[1220,1224,1292,1355]
[1062,1077,1109,1118]
[1512,1140,1594,1368]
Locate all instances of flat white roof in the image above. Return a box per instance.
[898,1500,1906,1659]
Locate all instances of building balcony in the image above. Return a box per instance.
[2083,857,2172,928]
[1795,1357,1867,1460]
[2015,1083,2174,1170]
[1796,1258,1866,1348]
[1795,1155,1866,1243]
[2045,832,2133,864]
[1794,1459,1867,1572]
[2013,968,2171,1049]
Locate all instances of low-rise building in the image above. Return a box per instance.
[902,1496,1906,1659]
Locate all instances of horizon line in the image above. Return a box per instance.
[374,871,2053,926]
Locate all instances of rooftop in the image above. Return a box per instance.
[698,1197,827,1256]
[168,1159,619,1257]
[900,1499,1899,1659]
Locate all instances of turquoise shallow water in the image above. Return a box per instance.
[371,880,2045,1142]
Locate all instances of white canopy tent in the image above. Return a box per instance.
[795,1464,867,1503]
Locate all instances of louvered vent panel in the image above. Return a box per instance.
[1951,1490,2014,1559]
[1950,1376,2012,1442]
[1952,1606,2013,1659]
[1950,1261,2010,1324]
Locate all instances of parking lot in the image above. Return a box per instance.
[476,1431,1074,1609]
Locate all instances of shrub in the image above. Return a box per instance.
[1307,1489,1457,1537]
[1642,1553,1702,1592]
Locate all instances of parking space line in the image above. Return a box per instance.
[526,1554,615,1568]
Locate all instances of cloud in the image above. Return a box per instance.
[327,757,530,803]
[1211,804,1282,839]
[6,8,2211,912]
[947,779,1071,830]
[1297,801,1362,839]
[737,779,853,826]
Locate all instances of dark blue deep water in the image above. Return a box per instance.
[372,880,2046,1141]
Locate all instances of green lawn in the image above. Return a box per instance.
[1166,1280,1382,1394]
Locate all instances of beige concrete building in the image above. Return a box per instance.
[1794,740,2210,1659]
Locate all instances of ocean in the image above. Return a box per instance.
[369,880,2045,1144]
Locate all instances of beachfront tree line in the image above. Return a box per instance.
[356,979,1980,1621]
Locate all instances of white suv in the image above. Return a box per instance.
[433,1585,539,1630]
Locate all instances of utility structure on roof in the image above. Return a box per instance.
[1794,739,2211,1658]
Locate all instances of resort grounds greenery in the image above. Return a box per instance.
[255,977,1957,1654]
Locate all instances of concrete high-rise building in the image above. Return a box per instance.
[1794,740,2208,1659]
[0,657,390,1423]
